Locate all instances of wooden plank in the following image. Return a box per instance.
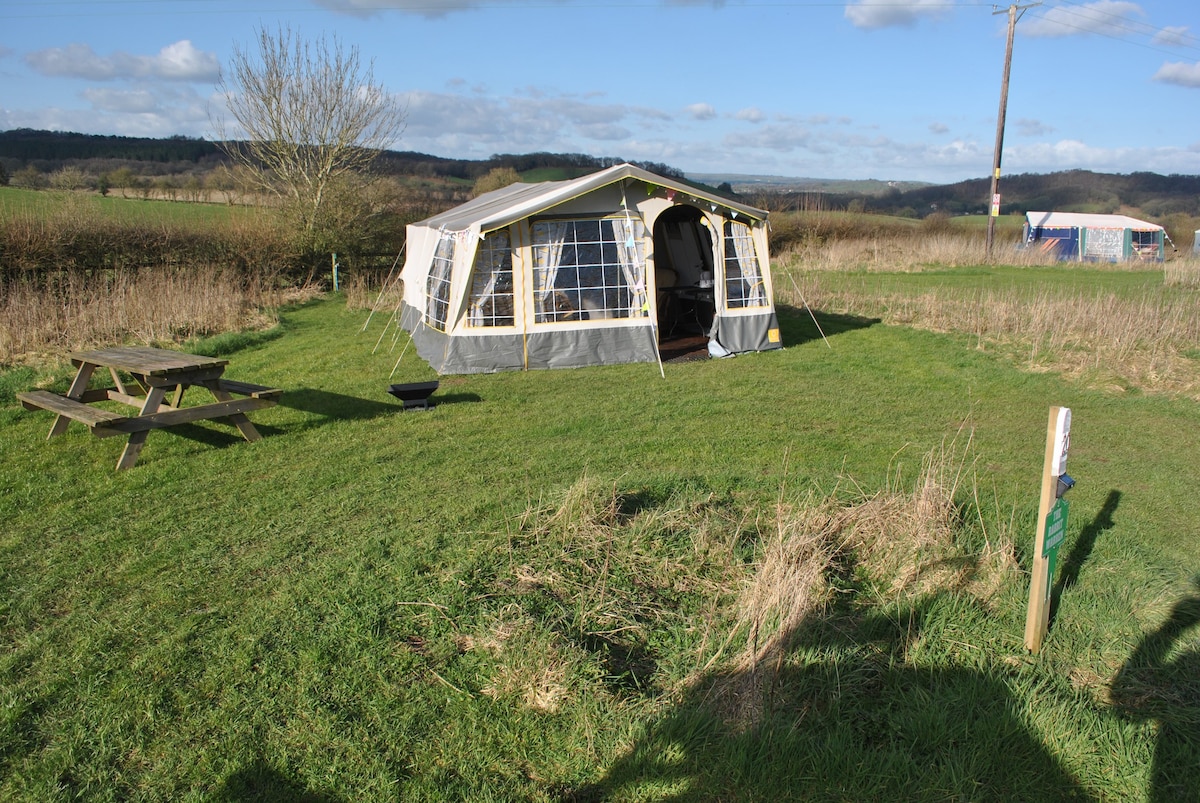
[70,346,227,377]
[99,396,277,434]
[215,379,284,400]
[17,390,128,428]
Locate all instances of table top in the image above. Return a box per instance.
[69,346,229,376]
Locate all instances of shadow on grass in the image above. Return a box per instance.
[1110,584,1200,802]
[567,594,1097,802]
[216,758,341,802]
[776,304,880,349]
[1049,489,1122,629]
[278,387,483,425]
[1051,489,1123,633]
[186,327,286,358]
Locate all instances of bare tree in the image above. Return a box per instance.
[212,26,405,245]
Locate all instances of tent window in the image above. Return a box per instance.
[723,221,767,309]
[426,234,455,331]
[1131,229,1158,260]
[1083,227,1123,261]
[467,230,514,327]
[531,218,647,323]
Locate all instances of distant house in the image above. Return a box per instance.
[1023,212,1164,262]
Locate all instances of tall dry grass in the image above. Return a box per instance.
[776,232,1064,273]
[776,245,1200,398]
[705,434,1017,727]
[0,266,299,364]
[0,191,320,364]
[483,440,1016,729]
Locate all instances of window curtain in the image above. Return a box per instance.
[533,221,569,321]
[729,222,766,307]
[426,232,456,329]
[610,217,647,317]
[469,230,510,326]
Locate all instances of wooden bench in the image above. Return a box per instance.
[214,379,284,401]
[17,390,129,437]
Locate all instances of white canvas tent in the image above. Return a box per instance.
[396,163,782,374]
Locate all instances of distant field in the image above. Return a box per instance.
[0,186,256,228]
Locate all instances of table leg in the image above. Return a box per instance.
[203,382,263,443]
[116,385,167,470]
[49,362,97,438]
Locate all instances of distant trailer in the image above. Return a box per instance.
[1023,211,1164,263]
[1193,229,1199,256]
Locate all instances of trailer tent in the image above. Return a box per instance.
[1023,211,1165,262]
[397,163,782,374]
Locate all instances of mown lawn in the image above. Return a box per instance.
[2,290,1198,801]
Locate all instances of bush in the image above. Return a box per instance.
[473,167,521,196]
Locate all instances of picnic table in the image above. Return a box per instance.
[17,346,282,470]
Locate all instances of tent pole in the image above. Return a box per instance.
[362,243,406,335]
[651,325,665,379]
[622,181,665,378]
[785,270,831,349]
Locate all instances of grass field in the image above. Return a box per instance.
[2,270,1199,799]
[0,186,256,228]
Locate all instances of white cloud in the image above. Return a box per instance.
[1152,26,1192,47]
[81,87,160,114]
[844,0,952,30]
[154,41,221,81]
[1001,138,1200,176]
[734,107,766,123]
[24,40,219,82]
[316,0,480,18]
[575,122,632,141]
[315,0,569,18]
[722,124,819,154]
[0,84,214,138]
[1153,61,1200,88]
[686,103,716,120]
[929,122,949,134]
[1023,1,1144,38]
[395,89,670,157]
[1016,118,1054,137]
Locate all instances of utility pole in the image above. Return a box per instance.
[986,2,1040,259]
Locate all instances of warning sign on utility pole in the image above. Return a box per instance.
[1025,406,1074,653]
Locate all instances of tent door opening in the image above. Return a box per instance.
[654,206,716,354]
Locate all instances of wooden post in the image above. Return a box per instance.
[332,252,340,292]
[986,3,1040,259]
[1025,406,1070,653]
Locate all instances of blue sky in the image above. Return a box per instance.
[2,1,1198,183]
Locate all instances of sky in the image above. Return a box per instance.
[1,0,1199,184]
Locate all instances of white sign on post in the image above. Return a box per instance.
[1050,407,1070,476]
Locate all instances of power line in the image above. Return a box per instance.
[1022,1,1200,59]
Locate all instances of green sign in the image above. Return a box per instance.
[1042,498,1069,557]
[1042,497,1069,603]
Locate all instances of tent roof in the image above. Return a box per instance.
[1025,211,1163,231]
[419,163,769,234]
